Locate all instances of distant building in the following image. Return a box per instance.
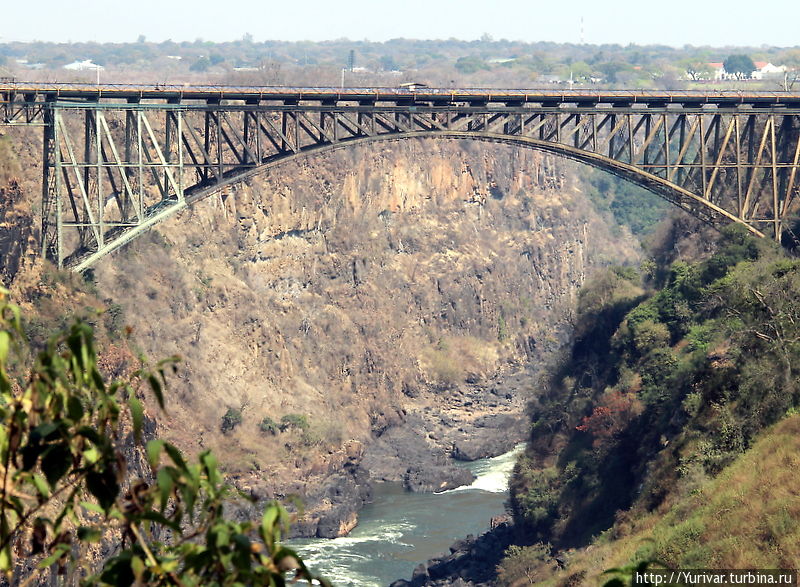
[703,61,787,81]
[15,59,44,70]
[399,82,429,90]
[536,74,562,84]
[708,62,725,80]
[751,62,787,80]
[63,59,104,71]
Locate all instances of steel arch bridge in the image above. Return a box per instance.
[3,82,800,271]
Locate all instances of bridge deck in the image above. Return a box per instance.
[2,82,800,107]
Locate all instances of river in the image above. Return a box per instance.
[290,443,525,586]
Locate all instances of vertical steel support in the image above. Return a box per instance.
[177,111,184,200]
[675,114,686,184]
[203,111,212,183]
[83,110,95,249]
[137,111,144,220]
[699,115,707,200]
[124,109,136,219]
[770,115,780,239]
[244,109,254,164]
[41,104,62,265]
[95,109,103,249]
[216,112,223,181]
[735,113,743,218]
[165,110,175,198]
[626,114,634,164]
[663,113,670,179]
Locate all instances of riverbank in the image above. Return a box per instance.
[291,444,524,586]
[282,367,533,540]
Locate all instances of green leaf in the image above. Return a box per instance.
[37,543,70,569]
[146,439,165,468]
[41,443,72,488]
[21,441,46,471]
[90,367,106,393]
[32,474,50,500]
[0,331,10,363]
[148,374,164,408]
[67,395,84,421]
[213,524,230,548]
[99,551,135,585]
[200,451,219,486]
[76,426,102,445]
[129,395,143,444]
[273,546,308,572]
[140,511,181,532]
[131,555,145,583]
[86,467,120,512]
[77,526,102,542]
[157,468,174,510]
[79,501,105,514]
[164,443,187,473]
[261,505,280,550]
[0,543,10,573]
[31,422,60,441]
[83,447,101,465]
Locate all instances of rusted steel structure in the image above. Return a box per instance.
[2,82,800,271]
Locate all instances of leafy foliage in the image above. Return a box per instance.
[259,417,280,435]
[0,287,328,586]
[723,54,756,78]
[278,414,309,433]
[583,170,669,236]
[220,407,243,434]
[496,543,555,586]
[510,226,800,552]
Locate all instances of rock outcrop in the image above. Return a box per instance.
[10,138,638,538]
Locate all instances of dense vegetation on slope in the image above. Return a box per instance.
[503,224,800,582]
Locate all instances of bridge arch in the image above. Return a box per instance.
[69,128,767,272]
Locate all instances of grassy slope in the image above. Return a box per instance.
[541,414,800,584]
[500,225,800,585]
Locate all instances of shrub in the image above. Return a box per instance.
[496,543,555,586]
[0,288,326,585]
[280,413,310,432]
[259,416,279,435]
[221,407,243,433]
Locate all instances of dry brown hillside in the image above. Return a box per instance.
[2,130,641,536]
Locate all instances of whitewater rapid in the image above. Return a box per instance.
[290,443,526,586]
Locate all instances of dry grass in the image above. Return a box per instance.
[537,415,800,585]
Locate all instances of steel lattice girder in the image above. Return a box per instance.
[6,90,795,270]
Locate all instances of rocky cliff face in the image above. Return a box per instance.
[9,134,640,537]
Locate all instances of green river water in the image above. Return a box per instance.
[290,444,524,586]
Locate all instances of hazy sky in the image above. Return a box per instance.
[2,0,799,48]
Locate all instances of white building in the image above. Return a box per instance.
[706,61,786,81]
[751,61,787,80]
[63,60,104,71]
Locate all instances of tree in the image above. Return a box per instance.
[723,54,756,79]
[189,56,211,72]
[682,59,712,81]
[0,288,327,586]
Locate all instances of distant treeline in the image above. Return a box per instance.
[2,38,799,89]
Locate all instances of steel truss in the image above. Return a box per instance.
[3,86,800,270]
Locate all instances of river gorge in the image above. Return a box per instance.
[292,444,524,586]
